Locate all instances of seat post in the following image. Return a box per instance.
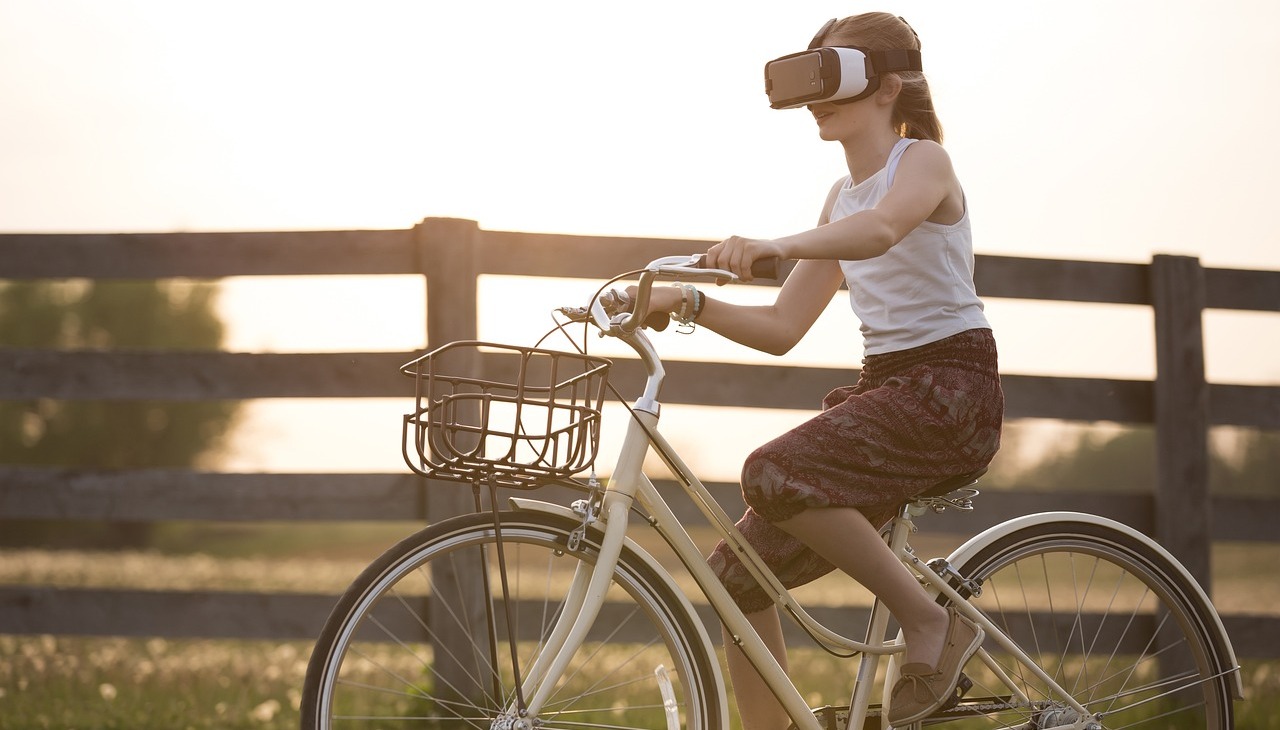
[885,506,918,556]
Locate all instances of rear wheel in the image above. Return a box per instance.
[301,510,722,729]
[934,520,1236,729]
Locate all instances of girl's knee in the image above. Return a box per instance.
[708,539,774,614]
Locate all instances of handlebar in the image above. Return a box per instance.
[692,254,782,280]
[641,255,781,331]
[555,254,784,413]
[556,253,784,335]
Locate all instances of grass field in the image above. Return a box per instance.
[2,634,1278,730]
[1,523,1278,728]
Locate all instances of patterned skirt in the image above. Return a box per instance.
[707,328,1004,613]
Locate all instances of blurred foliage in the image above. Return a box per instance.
[987,422,1278,496]
[1227,428,1280,495]
[0,280,240,548]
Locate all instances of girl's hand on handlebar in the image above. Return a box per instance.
[624,285,682,316]
[620,284,683,331]
[706,236,783,283]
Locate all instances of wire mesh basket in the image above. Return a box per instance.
[400,341,611,489]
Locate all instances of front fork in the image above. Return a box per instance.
[500,415,654,725]
[495,494,630,726]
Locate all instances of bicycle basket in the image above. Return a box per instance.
[400,341,611,489]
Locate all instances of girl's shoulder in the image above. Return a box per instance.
[817,175,849,226]
[892,138,957,185]
[898,137,950,164]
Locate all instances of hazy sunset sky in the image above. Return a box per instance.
[2,0,1276,472]
[4,0,1279,266]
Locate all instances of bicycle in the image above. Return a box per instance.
[301,254,1243,730]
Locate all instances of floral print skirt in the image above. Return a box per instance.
[707,328,1004,613]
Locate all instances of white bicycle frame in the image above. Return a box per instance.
[494,257,1239,730]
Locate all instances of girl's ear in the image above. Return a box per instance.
[876,74,904,106]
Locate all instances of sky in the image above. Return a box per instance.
[1,0,1277,473]
[4,0,1280,268]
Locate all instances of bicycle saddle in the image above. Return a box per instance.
[913,467,986,501]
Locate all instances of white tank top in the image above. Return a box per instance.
[833,137,989,356]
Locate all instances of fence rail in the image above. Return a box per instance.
[1,218,1278,657]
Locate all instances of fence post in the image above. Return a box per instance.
[1150,254,1211,594]
[416,216,482,524]
[413,217,493,706]
[419,217,480,346]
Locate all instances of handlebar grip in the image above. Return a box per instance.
[644,312,671,332]
[692,254,782,280]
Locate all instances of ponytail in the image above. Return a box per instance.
[894,75,944,143]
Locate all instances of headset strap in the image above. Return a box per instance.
[868,49,923,74]
[808,17,924,75]
[808,18,838,49]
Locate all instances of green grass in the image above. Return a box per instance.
[2,635,1276,729]
[0,635,309,730]
[2,524,1279,728]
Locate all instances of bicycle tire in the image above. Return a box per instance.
[301,510,723,730]
[932,518,1236,729]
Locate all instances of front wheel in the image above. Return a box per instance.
[301,510,723,730]
[940,519,1237,729]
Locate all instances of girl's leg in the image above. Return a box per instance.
[775,507,950,667]
[722,605,790,730]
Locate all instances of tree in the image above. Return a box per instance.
[992,423,1277,497]
[1018,427,1157,493]
[0,279,240,547]
[1214,428,1280,496]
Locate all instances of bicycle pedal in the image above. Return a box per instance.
[937,672,973,714]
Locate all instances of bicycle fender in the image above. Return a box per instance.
[944,511,1242,699]
[508,497,731,716]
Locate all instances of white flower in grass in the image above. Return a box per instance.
[251,699,281,723]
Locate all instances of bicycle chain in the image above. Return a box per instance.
[805,696,1047,730]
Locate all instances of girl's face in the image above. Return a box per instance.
[807,75,899,144]
[808,98,872,142]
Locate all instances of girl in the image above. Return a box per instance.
[639,12,1003,728]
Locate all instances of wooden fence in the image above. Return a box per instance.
[1,218,1278,656]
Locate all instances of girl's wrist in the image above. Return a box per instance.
[671,283,704,330]
[770,236,797,262]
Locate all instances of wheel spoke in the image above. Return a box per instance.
[953,521,1234,730]
[302,512,721,729]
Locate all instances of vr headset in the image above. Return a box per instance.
[764,18,923,110]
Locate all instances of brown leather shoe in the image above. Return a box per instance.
[887,607,984,726]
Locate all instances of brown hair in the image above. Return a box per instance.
[815,12,943,143]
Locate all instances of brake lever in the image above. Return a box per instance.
[556,306,591,322]
[691,254,781,281]
[601,289,669,331]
